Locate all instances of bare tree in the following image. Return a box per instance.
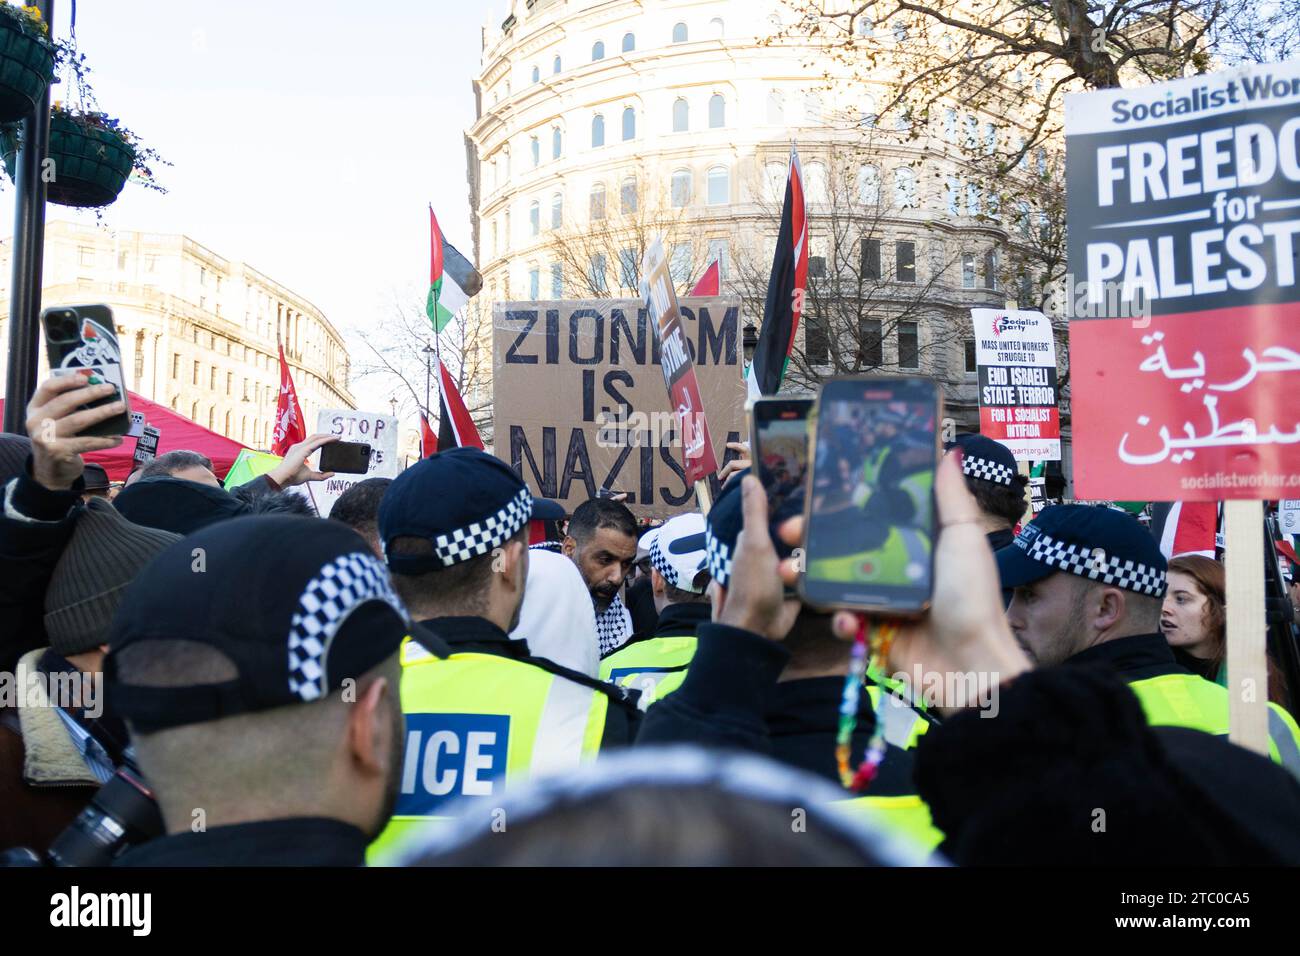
[731,145,965,393]
[349,293,496,445]
[541,162,712,298]
[775,1,1223,166]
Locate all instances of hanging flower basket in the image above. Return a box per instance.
[0,6,54,123]
[2,109,138,207]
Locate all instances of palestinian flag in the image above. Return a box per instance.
[426,205,484,333]
[690,259,720,296]
[435,358,485,452]
[1150,501,1219,560]
[419,413,439,459]
[748,146,808,401]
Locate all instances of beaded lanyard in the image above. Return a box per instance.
[835,614,899,792]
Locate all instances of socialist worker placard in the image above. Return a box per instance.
[1066,59,1300,500]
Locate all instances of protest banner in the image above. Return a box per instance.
[970,308,1061,461]
[493,297,747,518]
[1065,60,1300,756]
[1065,58,1300,502]
[132,425,160,466]
[641,239,722,509]
[1281,499,1300,535]
[308,408,400,517]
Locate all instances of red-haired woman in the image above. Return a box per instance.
[1162,554,1290,708]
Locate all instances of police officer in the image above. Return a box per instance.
[371,448,638,860]
[599,513,711,706]
[998,504,1300,778]
[943,433,1028,554]
[106,516,412,866]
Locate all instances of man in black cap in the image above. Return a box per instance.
[637,472,942,849]
[370,447,638,861]
[78,462,112,501]
[998,505,1300,777]
[107,516,413,866]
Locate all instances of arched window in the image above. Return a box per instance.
[531,65,540,83]
[621,177,638,214]
[622,32,635,53]
[592,114,605,147]
[765,161,786,202]
[767,90,784,125]
[622,106,636,140]
[943,107,957,143]
[857,164,880,205]
[551,192,564,229]
[190,401,199,421]
[552,127,563,160]
[708,94,725,128]
[672,22,688,43]
[895,110,912,134]
[1036,148,1047,174]
[591,183,607,221]
[529,200,540,236]
[707,165,729,205]
[552,55,562,75]
[804,92,823,125]
[966,182,981,215]
[709,17,724,38]
[895,168,918,208]
[984,122,997,154]
[673,97,689,132]
[670,169,692,208]
[592,41,605,61]
[806,162,827,204]
[1018,203,1032,239]
[530,135,540,167]
[859,93,876,128]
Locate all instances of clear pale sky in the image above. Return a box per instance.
[0,0,495,410]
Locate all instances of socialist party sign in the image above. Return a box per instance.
[308,409,400,517]
[493,298,747,517]
[971,308,1061,461]
[1066,59,1300,500]
[641,239,721,484]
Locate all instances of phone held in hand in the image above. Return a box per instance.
[800,376,942,618]
[42,304,131,438]
[319,441,372,475]
[749,397,812,517]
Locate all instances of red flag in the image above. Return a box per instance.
[1150,501,1219,559]
[750,146,808,400]
[420,413,438,459]
[429,205,444,285]
[271,344,306,456]
[436,359,484,451]
[690,259,720,296]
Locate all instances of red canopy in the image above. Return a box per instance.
[0,391,252,481]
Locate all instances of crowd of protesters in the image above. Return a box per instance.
[3,369,1300,867]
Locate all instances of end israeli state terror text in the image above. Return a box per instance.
[1086,114,1300,302]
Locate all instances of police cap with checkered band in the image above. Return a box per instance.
[379,447,535,574]
[996,504,1168,599]
[104,516,413,733]
[943,433,1020,488]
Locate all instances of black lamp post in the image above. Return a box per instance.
[742,321,759,367]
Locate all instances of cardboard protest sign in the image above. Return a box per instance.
[493,298,747,518]
[308,409,400,517]
[641,240,721,484]
[971,308,1061,461]
[1066,59,1300,500]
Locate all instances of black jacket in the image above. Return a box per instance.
[0,473,84,672]
[415,615,642,746]
[1065,632,1189,681]
[618,601,711,652]
[639,621,1300,864]
[116,817,370,866]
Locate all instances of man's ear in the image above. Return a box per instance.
[561,535,577,559]
[1095,587,1126,634]
[499,538,527,590]
[650,568,667,597]
[347,676,391,776]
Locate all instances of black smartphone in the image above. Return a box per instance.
[320,441,371,475]
[750,397,812,518]
[800,376,941,617]
[42,304,130,438]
